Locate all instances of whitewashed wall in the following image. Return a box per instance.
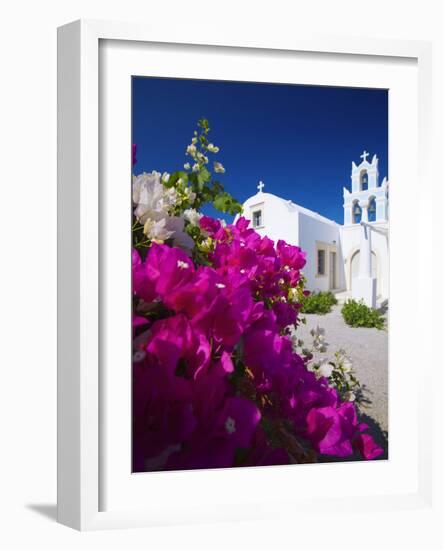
[340,222,389,299]
[298,212,342,292]
[241,193,299,244]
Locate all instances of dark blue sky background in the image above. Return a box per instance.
[132,77,388,224]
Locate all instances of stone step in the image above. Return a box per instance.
[333,290,387,310]
[333,290,351,305]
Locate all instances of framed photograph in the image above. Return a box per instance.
[57,19,433,530]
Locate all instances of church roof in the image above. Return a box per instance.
[248,191,339,227]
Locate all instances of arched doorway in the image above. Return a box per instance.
[350,250,377,294]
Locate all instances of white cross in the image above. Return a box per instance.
[257,181,265,193]
[360,150,369,162]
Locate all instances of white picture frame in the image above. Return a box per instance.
[57,19,433,531]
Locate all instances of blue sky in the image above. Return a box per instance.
[132,77,388,224]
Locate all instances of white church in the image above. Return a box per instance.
[240,151,389,309]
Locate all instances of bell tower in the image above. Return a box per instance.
[351,150,379,192]
[343,151,388,226]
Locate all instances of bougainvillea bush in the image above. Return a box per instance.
[131,120,382,472]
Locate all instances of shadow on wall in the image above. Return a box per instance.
[337,239,346,290]
[377,299,389,315]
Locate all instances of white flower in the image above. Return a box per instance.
[317,360,334,379]
[183,186,196,204]
[143,217,174,242]
[306,362,317,373]
[172,229,195,252]
[336,349,353,372]
[186,144,197,157]
[207,143,219,153]
[310,325,328,353]
[143,214,194,252]
[133,172,177,224]
[213,162,225,174]
[191,137,197,145]
[133,350,146,363]
[197,152,208,164]
[310,325,325,339]
[165,216,194,251]
[133,171,159,205]
[177,260,190,269]
[184,162,191,170]
[342,357,353,373]
[344,391,356,402]
[192,163,200,172]
[162,172,170,183]
[183,208,202,226]
[225,417,236,435]
[200,238,213,252]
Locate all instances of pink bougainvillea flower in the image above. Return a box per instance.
[353,431,383,460]
[305,406,353,457]
[150,243,195,298]
[132,247,157,303]
[304,401,364,458]
[132,208,383,470]
[132,248,156,303]
[219,350,234,374]
[168,266,256,347]
[132,359,196,471]
[144,313,211,379]
[276,239,307,271]
[197,275,256,346]
[164,265,219,319]
[233,216,254,236]
[243,426,290,467]
[132,243,195,305]
[272,300,298,330]
[132,315,150,330]
[289,367,338,417]
[243,311,296,387]
[199,215,221,236]
[219,397,262,448]
[166,396,261,470]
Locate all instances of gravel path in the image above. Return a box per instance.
[295,305,389,454]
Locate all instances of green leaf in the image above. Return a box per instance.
[213,192,231,212]
[197,167,211,185]
[198,118,209,131]
[166,171,186,188]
